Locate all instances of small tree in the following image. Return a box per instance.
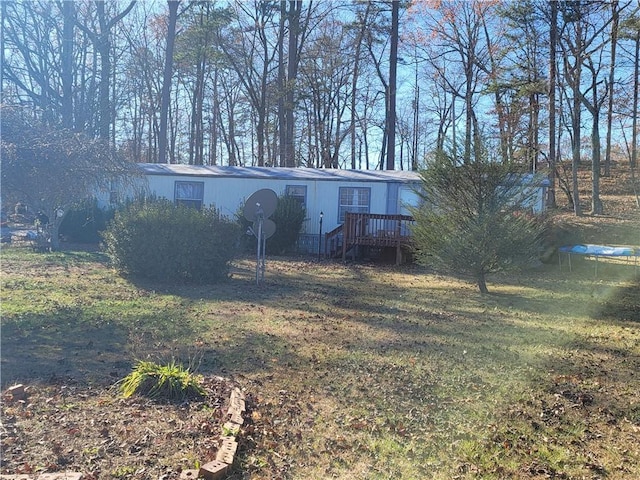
[410,150,547,293]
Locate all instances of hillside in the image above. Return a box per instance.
[552,162,639,246]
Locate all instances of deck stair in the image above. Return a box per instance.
[324,212,415,264]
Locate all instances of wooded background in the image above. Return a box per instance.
[1,0,639,214]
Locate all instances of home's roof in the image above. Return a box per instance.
[138,163,421,183]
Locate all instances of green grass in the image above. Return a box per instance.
[1,247,639,479]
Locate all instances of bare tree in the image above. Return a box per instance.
[349,2,372,170]
[619,9,640,170]
[559,1,616,215]
[76,1,136,141]
[214,1,280,166]
[61,1,75,129]
[604,0,621,177]
[548,0,558,208]
[299,13,352,169]
[157,0,179,163]
[2,1,66,124]
[386,0,399,170]
[408,0,492,164]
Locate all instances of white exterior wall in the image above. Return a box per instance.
[99,165,547,255]
[144,174,406,236]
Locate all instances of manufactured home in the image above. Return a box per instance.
[106,163,549,259]
[127,163,423,255]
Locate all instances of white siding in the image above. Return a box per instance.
[144,174,405,236]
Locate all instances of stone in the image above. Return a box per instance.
[229,410,244,425]
[198,460,228,480]
[229,388,245,411]
[215,437,238,465]
[178,469,200,479]
[4,384,27,402]
[39,474,83,480]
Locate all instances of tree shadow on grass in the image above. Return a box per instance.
[0,302,204,387]
[1,312,130,387]
[590,279,640,323]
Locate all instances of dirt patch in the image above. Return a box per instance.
[1,376,251,479]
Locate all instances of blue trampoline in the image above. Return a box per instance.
[559,244,639,276]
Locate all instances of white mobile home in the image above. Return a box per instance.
[132,163,423,253]
[108,164,549,256]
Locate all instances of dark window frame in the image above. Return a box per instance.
[174,181,205,210]
[285,184,307,208]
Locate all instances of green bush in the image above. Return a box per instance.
[103,198,238,284]
[59,198,114,243]
[269,195,306,254]
[237,194,306,255]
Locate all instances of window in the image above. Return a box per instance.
[174,181,204,210]
[109,179,119,205]
[338,187,370,222]
[285,185,307,208]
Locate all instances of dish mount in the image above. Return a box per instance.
[244,189,278,284]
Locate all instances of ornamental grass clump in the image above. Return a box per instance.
[120,360,205,401]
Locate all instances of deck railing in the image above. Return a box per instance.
[324,212,415,264]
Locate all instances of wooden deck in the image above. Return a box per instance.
[325,212,415,264]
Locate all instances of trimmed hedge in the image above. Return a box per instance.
[103,199,238,284]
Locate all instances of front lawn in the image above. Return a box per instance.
[1,248,639,479]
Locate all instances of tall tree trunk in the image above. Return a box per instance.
[583,61,604,215]
[61,1,75,129]
[412,82,420,171]
[92,1,135,142]
[571,84,582,217]
[96,2,110,141]
[464,68,474,164]
[528,92,539,171]
[278,1,286,167]
[481,15,508,163]
[386,0,399,170]
[547,0,557,208]
[350,4,370,170]
[632,30,639,170]
[604,0,619,177]
[284,0,301,167]
[568,18,583,217]
[591,111,603,213]
[159,0,179,164]
[210,68,219,166]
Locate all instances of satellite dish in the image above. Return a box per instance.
[243,189,278,222]
[255,219,276,240]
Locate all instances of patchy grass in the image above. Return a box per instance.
[1,246,639,479]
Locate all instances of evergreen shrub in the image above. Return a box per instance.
[103,198,238,284]
[59,198,114,243]
[237,194,306,255]
[267,195,306,255]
